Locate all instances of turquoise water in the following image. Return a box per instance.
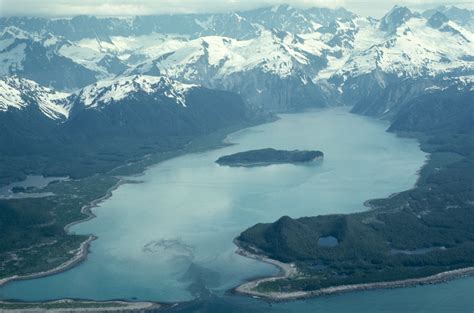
[3,108,469,311]
[168,276,474,312]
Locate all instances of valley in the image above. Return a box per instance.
[0,3,472,312]
[0,108,427,302]
[0,123,254,287]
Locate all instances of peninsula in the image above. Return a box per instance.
[216,148,323,167]
[234,130,474,299]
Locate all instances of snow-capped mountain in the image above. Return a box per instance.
[0,76,70,120]
[124,30,332,110]
[128,30,328,80]
[326,6,474,118]
[0,74,251,161]
[0,27,102,90]
[238,5,355,35]
[427,11,450,28]
[64,74,249,141]
[0,77,70,155]
[74,75,197,109]
[423,5,474,31]
[97,55,129,75]
[336,11,473,80]
[0,4,472,185]
[122,25,362,110]
[379,5,414,34]
[0,5,472,114]
[0,6,355,41]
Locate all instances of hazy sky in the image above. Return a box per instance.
[0,0,471,18]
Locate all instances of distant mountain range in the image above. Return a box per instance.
[0,75,252,184]
[1,5,472,111]
[0,5,355,41]
[0,4,472,183]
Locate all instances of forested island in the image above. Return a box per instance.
[216,148,323,167]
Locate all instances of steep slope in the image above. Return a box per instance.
[389,83,474,134]
[379,5,413,34]
[0,76,70,119]
[0,76,70,155]
[74,75,196,109]
[63,75,248,141]
[423,6,474,31]
[0,5,472,115]
[0,75,253,182]
[56,39,130,77]
[133,12,260,40]
[239,5,355,34]
[0,16,133,42]
[0,27,101,90]
[126,30,336,111]
[339,9,473,81]
[330,6,474,118]
[0,6,356,41]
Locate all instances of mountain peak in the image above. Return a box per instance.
[380,5,413,33]
[0,76,70,119]
[77,75,197,109]
[428,11,450,28]
[422,5,473,31]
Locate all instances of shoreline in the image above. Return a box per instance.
[363,141,430,211]
[0,112,470,306]
[233,240,301,298]
[0,236,96,288]
[0,119,272,291]
[0,129,233,289]
[0,122,262,299]
[233,241,474,301]
[0,299,160,312]
[64,178,134,232]
[232,126,474,302]
[0,178,130,288]
[216,157,323,168]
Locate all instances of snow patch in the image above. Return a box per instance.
[78,75,197,108]
[0,77,70,119]
[0,43,26,76]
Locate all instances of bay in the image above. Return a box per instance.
[4,108,466,312]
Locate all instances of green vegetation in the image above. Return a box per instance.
[216,148,323,167]
[0,175,118,279]
[239,131,474,293]
[0,123,252,282]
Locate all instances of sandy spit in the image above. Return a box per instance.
[234,240,474,301]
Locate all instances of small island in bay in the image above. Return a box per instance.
[216,148,323,167]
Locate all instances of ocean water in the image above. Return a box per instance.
[4,109,469,312]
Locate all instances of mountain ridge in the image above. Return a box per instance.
[1,5,472,114]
